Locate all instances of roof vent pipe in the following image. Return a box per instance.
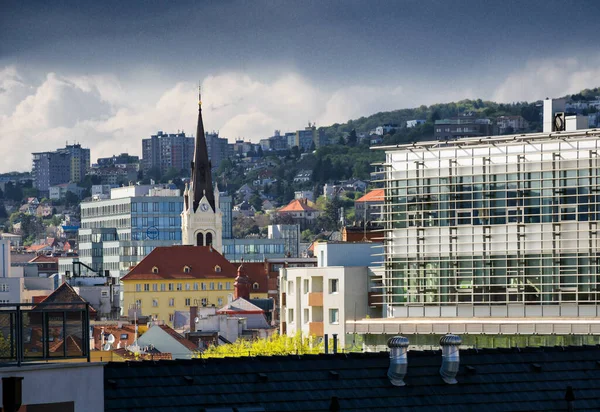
[439,334,462,384]
[387,336,409,386]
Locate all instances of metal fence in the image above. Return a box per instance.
[0,302,91,366]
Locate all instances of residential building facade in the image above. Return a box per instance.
[141,131,194,174]
[434,116,495,140]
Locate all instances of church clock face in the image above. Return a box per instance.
[200,203,209,212]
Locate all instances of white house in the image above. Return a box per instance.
[137,324,199,359]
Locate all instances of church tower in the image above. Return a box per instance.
[181,87,223,252]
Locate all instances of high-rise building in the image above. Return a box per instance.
[141,131,195,174]
[205,132,233,172]
[32,143,90,193]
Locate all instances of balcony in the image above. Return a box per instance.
[368,292,384,307]
[308,321,323,336]
[308,292,323,307]
[281,292,286,306]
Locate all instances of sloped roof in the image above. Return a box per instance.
[279,198,317,213]
[105,345,600,411]
[356,188,384,203]
[239,262,267,294]
[29,255,58,264]
[155,324,198,352]
[92,325,137,351]
[217,297,264,314]
[37,282,97,314]
[122,246,237,281]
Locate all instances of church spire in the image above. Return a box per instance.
[191,85,216,213]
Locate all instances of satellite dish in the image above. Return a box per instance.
[194,317,200,324]
[107,334,115,344]
[103,343,111,351]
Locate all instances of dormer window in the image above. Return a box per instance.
[152,266,159,274]
[214,265,221,273]
[253,282,260,290]
[184,266,191,274]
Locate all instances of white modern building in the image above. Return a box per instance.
[351,98,600,348]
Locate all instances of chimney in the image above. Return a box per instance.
[190,306,198,332]
[439,334,462,384]
[387,336,409,386]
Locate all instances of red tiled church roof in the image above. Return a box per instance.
[122,246,237,281]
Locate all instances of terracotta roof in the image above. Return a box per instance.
[122,246,237,281]
[37,282,97,314]
[26,244,52,252]
[279,198,317,213]
[92,325,137,351]
[356,189,384,203]
[237,262,268,294]
[29,255,59,264]
[156,324,198,351]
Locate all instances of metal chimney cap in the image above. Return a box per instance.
[387,336,409,348]
[439,334,462,346]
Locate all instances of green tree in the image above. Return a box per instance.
[64,191,79,207]
[197,333,323,358]
[249,193,263,212]
[347,129,357,147]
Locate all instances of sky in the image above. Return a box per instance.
[1,0,600,172]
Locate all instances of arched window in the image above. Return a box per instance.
[184,266,191,273]
[214,265,221,273]
[206,232,213,246]
[196,233,204,246]
[253,282,260,290]
[152,266,159,274]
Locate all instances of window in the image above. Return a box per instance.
[288,308,294,323]
[329,279,339,294]
[288,280,294,294]
[193,283,199,291]
[131,202,137,212]
[101,290,109,297]
[160,284,166,292]
[144,283,150,292]
[329,308,339,324]
[210,282,215,290]
[185,298,191,306]
[135,284,141,292]
[304,308,309,324]
[225,282,231,290]
[303,279,309,294]
[135,299,142,308]
[214,265,221,273]
[152,284,158,292]
[142,202,148,212]
[169,298,174,307]
[253,282,259,290]
[184,266,191,273]
[185,283,190,291]
[169,313,174,322]
[169,202,176,212]
[152,266,159,274]
[218,283,223,290]
[168,283,174,291]
[201,283,206,291]
[120,333,128,340]
[201,298,208,306]
[152,299,158,307]
[177,283,182,291]
[217,298,223,306]
[153,202,159,212]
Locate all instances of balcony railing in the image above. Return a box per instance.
[308,321,324,336]
[308,292,323,307]
[0,302,91,366]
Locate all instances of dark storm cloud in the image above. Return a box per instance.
[2,0,598,82]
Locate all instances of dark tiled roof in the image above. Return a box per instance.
[37,282,97,314]
[104,345,600,411]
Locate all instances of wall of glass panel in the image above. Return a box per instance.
[382,136,600,306]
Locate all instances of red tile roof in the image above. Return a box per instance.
[92,324,137,351]
[238,262,268,294]
[356,189,384,203]
[279,198,317,212]
[29,255,59,264]
[157,324,198,351]
[122,246,237,281]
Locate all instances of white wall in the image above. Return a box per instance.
[137,325,194,359]
[0,363,104,412]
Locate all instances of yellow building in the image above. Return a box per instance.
[122,245,238,325]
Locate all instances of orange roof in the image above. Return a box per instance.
[356,189,384,203]
[122,246,237,281]
[279,198,317,213]
[29,255,58,264]
[92,324,137,351]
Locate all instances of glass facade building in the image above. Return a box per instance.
[378,130,600,316]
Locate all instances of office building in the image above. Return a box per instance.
[141,131,194,174]
[351,99,600,348]
[268,224,300,258]
[77,185,184,277]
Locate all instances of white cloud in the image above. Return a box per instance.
[492,56,600,103]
